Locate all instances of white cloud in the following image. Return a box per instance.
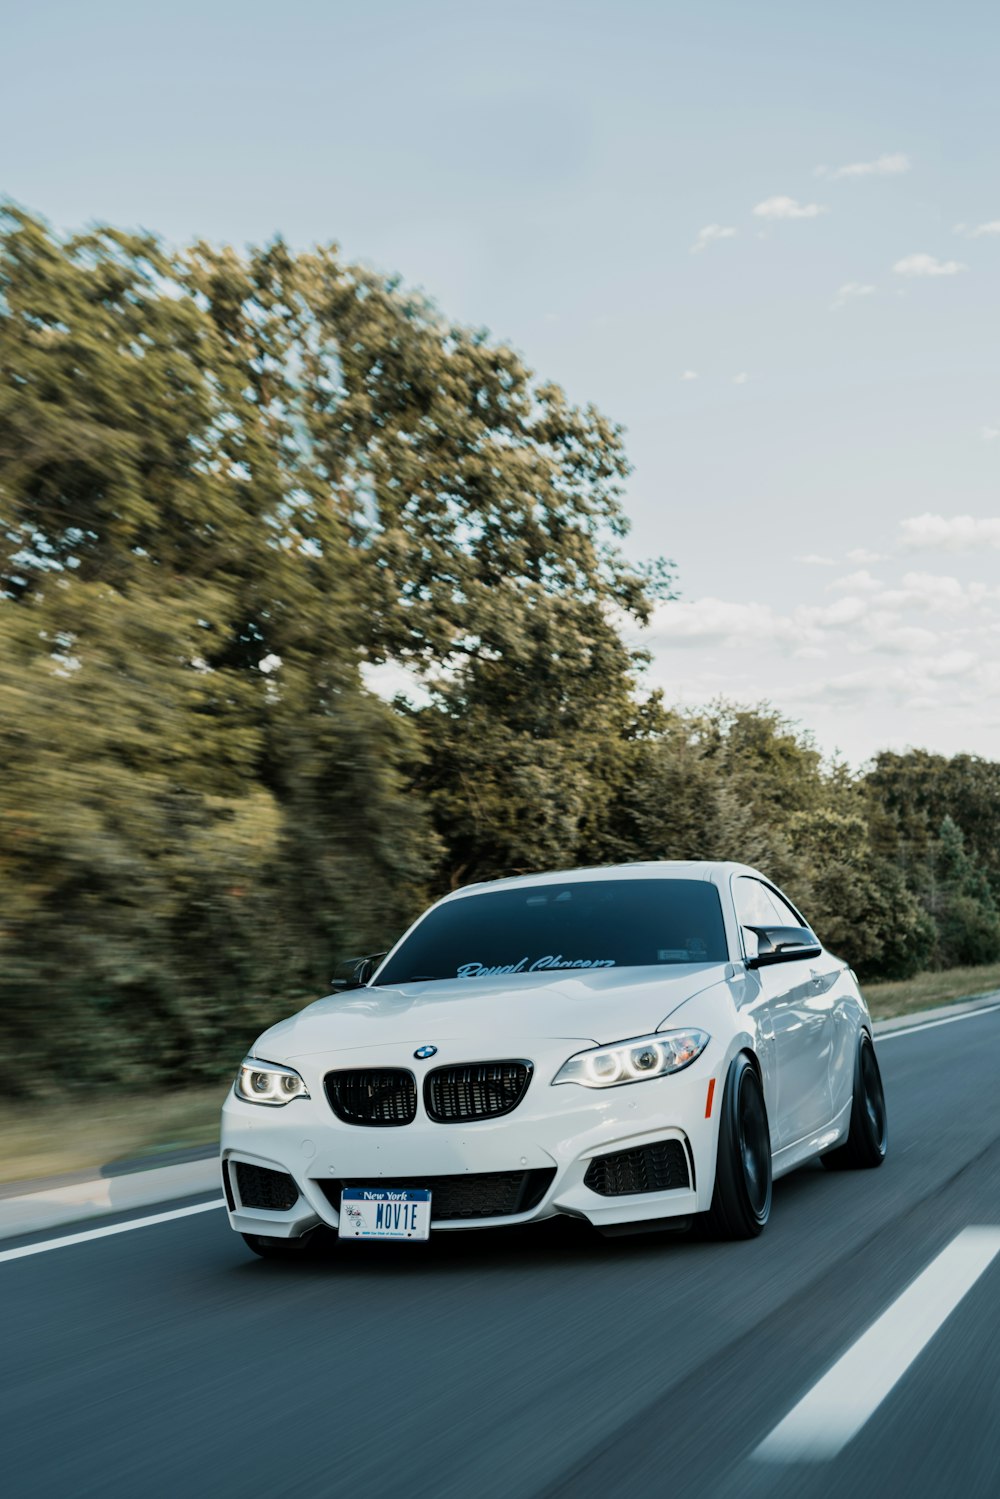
[955,220,1000,239]
[899,513,1000,550]
[644,594,870,652]
[787,635,992,712]
[644,598,802,648]
[830,569,883,593]
[818,152,911,181]
[847,548,883,565]
[636,564,1000,761]
[893,253,967,277]
[860,621,939,655]
[804,596,869,628]
[691,223,737,254]
[753,195,828,220]
[831,281,876,310]
[733,371,749,384]
[681,369,699,381]
[784,660,964,710]
[796,554,836,566]
[879,572,999,615]
[982,426,1000,442]
[928,649,979,678]
[635,557,1000,761]
[643,573,999,658]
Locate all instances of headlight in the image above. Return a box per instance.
[235,1057,309,1106]
[552,1029,710,1089]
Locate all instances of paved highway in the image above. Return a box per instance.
[4,1006,1000,1499]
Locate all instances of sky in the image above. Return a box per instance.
[3,0,999,766]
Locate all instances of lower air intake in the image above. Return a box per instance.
[584,1140,691,1197]
[321,1168,555,1222]
[234,1161,300,1212]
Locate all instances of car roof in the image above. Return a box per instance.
[441,860,763,903]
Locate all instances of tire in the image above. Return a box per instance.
[241,1231,317,1259]
[821,1031,888,1170]
[706,1053,772,1239]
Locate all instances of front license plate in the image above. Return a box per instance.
[339,1188,431,1241]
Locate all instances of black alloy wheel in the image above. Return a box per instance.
[822,1032,888,1170]
[706,1053,773,1239]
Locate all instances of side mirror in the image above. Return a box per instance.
[329,952,388,992]
[744,925,821,968]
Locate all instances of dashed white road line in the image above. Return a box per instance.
[0,1199,225,1265]
[755,1225,1000,1462]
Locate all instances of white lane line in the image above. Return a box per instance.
[877,1001,1000,1042]
[755,1225,1000,1462]
[0,1199,225,1264]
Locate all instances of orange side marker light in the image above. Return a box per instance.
[705,1078,716,1118]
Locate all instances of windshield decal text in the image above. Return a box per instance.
[456,955,616,978]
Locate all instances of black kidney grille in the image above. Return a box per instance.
[234,1161,300,1212]
[321,1168,555,1222]
[325,1068,417,1126]
[424,1061,532,1122]
[584,1140,691,1197]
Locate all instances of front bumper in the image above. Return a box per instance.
[220,1041,722,1239]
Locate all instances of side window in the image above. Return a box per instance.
[734,877,784,929]
[764,884,811,932]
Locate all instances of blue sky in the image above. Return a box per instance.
[4,0,999,763]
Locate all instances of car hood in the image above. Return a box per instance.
[253,963,732,1061]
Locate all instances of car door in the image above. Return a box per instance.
[730,876,789,1151]
[763,881,839,1143]
[733,877,834,1147]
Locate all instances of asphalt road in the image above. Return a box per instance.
[4,1007,1000,1499]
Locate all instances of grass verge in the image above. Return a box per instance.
[863,962,1000,1020]
[0,1083,228,1188]
[5,964,1000,1188]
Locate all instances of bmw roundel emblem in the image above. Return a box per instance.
[414,1044,438,1060]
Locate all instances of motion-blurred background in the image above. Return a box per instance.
[2,1,999,1138]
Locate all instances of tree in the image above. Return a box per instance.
[0,211,660,1090]
[270,247,670,888]
[927,816,1000,968]
[786,808,935,979]
[0,213,439,1089]
[864,750,1000,899]
[9,204,1000,1098]
[587,704,827,885]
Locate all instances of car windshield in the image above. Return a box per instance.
[376,878,728,984]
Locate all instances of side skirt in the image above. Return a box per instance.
[771,1099,852,1180]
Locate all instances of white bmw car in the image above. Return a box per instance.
[221,861,887,1256]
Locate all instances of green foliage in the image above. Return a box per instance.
[0,210,656,1093]
[864,749,1000,897]
[3,207,1000,1097]
[784,809,935,979]
[584,706,936,979]
[925,817,1000,968]
[584,707,801,879]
